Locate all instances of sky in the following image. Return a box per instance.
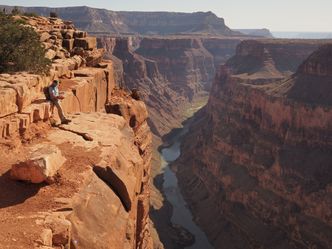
[1,0,331,32]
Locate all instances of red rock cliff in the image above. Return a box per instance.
[226,39,330,82]
[0,15,153,249]
[98,36,216,137]
[175,44,332,249]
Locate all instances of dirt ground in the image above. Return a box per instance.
[0,123,101,249]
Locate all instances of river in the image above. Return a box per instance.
[160,112,214,249]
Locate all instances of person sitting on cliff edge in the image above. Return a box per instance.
[48,80,71,125]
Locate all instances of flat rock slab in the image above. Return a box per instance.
[11,144,66,183]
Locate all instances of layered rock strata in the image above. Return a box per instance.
[136,37,215,93]
[235,29,274,38]
[0,15,153,249]
[1,5,240,36]
[175,44,332,249]
[99,36,218,137]
[225,39,332,82]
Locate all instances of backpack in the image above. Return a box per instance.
[43,86,51,100]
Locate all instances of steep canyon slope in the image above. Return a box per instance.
[0,15,153,249]
[97,36,244,136]
[174,43,332,249]
[98,37,329,136]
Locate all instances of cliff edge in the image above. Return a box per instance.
[0,15,153,249]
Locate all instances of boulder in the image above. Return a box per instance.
[63,30,74,39]
[74,37,97,50]
[39,229,53,247]
[62,39,74,51]
[40,32,51,42]
[73,31,87,38]
[106,98,148,129]
[85,48,105,67]
[0,87,18,117]
[45,49,57,60]
[44,215,71,247]
[11,144,66,183]
[55,50,66,59]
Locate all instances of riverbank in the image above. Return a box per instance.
[149,96,212,249]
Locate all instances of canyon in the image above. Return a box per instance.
[174,42,332,248]
[95,34,332,248]
[97,37,329,137]
[0,6,332,249]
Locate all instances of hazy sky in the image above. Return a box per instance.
[1,0,332,32]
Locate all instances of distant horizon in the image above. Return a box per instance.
[1,1,332,32]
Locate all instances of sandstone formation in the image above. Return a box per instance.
[2,9,331,249]
[174,44,332,248]
[136,37,215,93]
[201,38,243,67]
[98,36,219,137]
[10,144,66,183]
[225,39,330,82]
[0,15,152,249]
[1,5,240,36]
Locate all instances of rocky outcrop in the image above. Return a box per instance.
[226,39,331,81]
[0,15,153,249]
[174,45,332,249]
[136,37,215,94]
[235,28,274,38]
[1,5,240,36]
[109,37,182,136]
[10,144,66,183]
[98,36,218,137]
[201,37,243,67]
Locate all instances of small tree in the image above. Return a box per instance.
[11,6,21,15]
[0,13,51,74]
[23,12,39,17]
[50,12,58,18]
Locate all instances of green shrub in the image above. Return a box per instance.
[50,12,58,18]
[0,13,51,74]
[11,6,21,15]
[22,12,39,17]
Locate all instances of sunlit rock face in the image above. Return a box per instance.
[174,43,332,249]
[0,15,153,249]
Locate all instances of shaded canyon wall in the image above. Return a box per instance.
[174,43,332,249]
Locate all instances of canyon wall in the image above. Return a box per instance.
[174,44,332,249]
[0,5,240,36]
[97,37,328,138]
[0,15,153,249]
[98,36,214,137]
[226,39,330,81]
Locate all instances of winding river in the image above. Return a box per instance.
[160,113,214,249]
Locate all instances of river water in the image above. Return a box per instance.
[160,120,214,249]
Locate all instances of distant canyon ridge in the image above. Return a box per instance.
[0,5,273,37]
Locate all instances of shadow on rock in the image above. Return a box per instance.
[93,165,131,212]
[0,170,44,209]
[150,170,195,249]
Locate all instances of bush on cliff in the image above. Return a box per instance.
[0,13,51,74]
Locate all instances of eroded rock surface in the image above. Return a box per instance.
[174,44,332,249]
[0,15,153,249]
[11,144,66,183]
[1,6,239,36]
